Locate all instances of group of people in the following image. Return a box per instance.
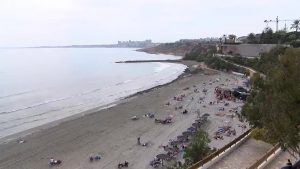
[215,86,234,101]
[48,157,62,166]
[173,94,186,101]
[118,161,129,168]
[89,154,101,162]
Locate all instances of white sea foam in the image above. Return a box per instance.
[154,62,171,73]
[0,48,186,140]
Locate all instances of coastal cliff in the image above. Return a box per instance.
[137,42,200,56]
[138,41,217,57]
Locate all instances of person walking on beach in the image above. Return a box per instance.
[137,137,141,145]
[286,159,292,168]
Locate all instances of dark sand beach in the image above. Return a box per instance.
[0,62,249,169]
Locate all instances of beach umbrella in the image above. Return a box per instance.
[195,118,206,123]
[192,123,201,128]
[170,140,182,146]
[182,131,192,137]
[195,119,202,123]
[156,153,170,165]
[177,135,186,142]
[164,147,178,153]
[156,154,169,159]
[164,147,173,152]
[187,127,196,131]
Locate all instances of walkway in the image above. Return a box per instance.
[208,138,271,169]
[216,55,265,78]
[263,150,296,169]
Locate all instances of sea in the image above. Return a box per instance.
[0,48,186,141]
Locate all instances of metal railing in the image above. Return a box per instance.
[188,129,252,169]
[247,143,280,169]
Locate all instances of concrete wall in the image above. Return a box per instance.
[221,44,278,57]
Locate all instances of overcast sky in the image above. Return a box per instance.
[0,0,299,47]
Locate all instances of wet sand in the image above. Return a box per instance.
[0,65,249,169]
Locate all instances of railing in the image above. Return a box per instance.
[188,129,252,169]
[247,143,281,169]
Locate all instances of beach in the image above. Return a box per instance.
[0,62,249,169]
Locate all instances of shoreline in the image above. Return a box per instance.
[0,61,199,144]
[0,59,248,169]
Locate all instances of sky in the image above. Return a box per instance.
[0,0,299,47]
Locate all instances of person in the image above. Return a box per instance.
[118,163,122,168]
[124,161,129,167]
[49,157,54,165]
[287,159,292,166]
[137,137,141,145]
[89,155,94,162]
[95,155,101,160]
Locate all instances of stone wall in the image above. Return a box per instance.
[220,44,278,57]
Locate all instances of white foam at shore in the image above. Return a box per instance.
[0,61,186,141]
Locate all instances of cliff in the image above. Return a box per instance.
[137,42,202,56]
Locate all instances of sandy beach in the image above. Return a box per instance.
[0,62,249,169]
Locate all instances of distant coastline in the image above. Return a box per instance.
[1,40,160,49]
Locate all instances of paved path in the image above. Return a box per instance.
[263,150,297,169]
[208,138,271,169]
[216,56,265,78]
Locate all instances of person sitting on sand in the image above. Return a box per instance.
[95,155,101,160]
[49,157,54,165]
[287,159,292,166]
[89,155,94,162]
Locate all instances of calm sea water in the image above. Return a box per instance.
[0,48,186,140]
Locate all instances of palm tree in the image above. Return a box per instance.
[223,34,227,44]
[291,20,300,32]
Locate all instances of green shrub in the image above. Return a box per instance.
[251,128,277,144]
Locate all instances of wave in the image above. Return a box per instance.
[0,87,106,115]
[0,97,70,115]
[0,90,32,100]
[0,117,47,132]
[0,108,62,125]
[154,63,171,73]
[115,79,132,86]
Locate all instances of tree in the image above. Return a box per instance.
[260,28,274,44]
[247,33,256,44]
[291,20,300,33]
[223,34,227,44]
[242,48,300,156]
[183,129,211,164]
[228,34,237,43]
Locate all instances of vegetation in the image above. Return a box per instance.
[245,20,300,46]
[261,28,297,45]
[250,128,277,144]
[227,34,237,44]
[184,45,246,73]
[242,48,300,156]
[247,33,257,44]
[223,47,286,74]
[183,129,211,164]
[291,20,300,33]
